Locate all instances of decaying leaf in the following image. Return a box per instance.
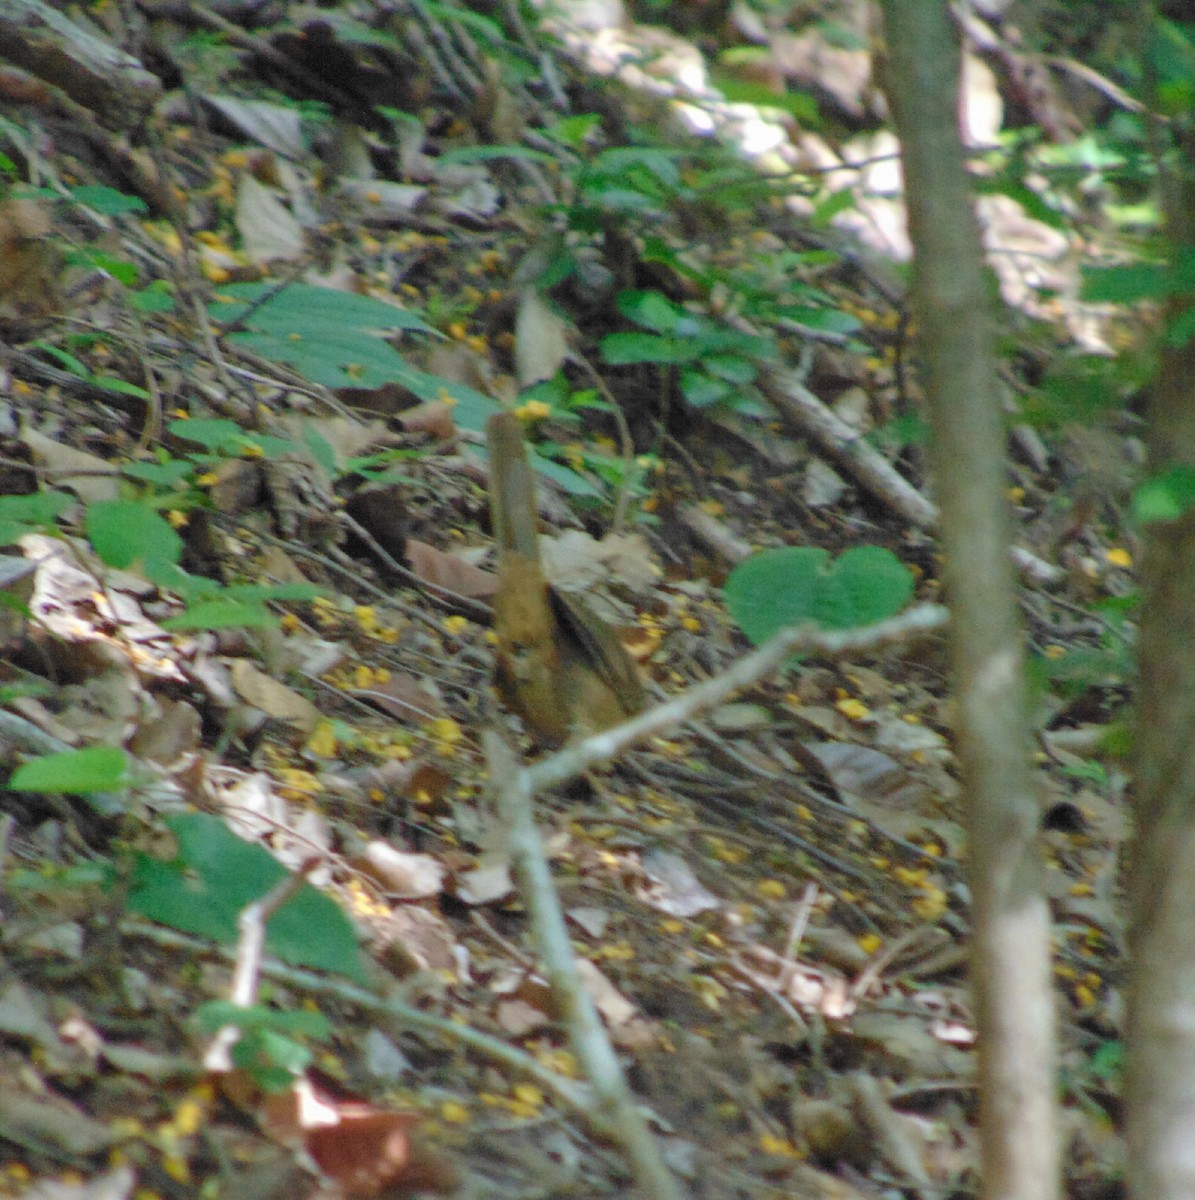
[229,659,321,734]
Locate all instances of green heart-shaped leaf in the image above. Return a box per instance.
[724,545,914,646]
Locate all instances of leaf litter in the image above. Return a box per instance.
[0,2,1134,1197]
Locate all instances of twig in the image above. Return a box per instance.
[525,603,951,794]
[122,918,603,1127]
[338,512,494,623]
[484,732,689,1200]
[752,353,1063,588]
[204,861,316,1071]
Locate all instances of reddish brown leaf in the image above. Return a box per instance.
[404,540,497,600]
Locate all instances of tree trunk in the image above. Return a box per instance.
[878,5,1060,1200]
[1126,111,1195,1200]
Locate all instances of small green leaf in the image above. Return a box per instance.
[776,305,863,335]
[163,598,275,631]
[680,369,733,407]
[122,459,196,487]
[541,113,602,147]
[195,1001,331,1038]
[1167,303,1195,347]
[92,375,151,401]
[1133,465,1195,524]
[724,545,914,646]
[34,341,90,377]
[69,185,148,215]
[616,290,683,334]
[601,331,694,365]
[528,449,602,498]
[438,144,556,165]
[10,746,130,794]
[0,491,72,544]
[130,285,176,314]
[703,354,757,384]
[1080,262,1169,304]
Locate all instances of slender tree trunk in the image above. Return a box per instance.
[878,6,1059,1200]
[1126,110,1195,1199]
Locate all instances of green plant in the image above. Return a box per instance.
[0,491,73,544]
[8,745,132,794]
[32,337,151,402]
[15,183,175,315]
[601,288,775,413]
[194,1000,332,1091]
[207,281,436,389]
[723,545,915,645]
[206,282,503,430]
[129,812,365,981]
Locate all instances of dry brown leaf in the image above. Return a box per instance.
[21,534,183,682]
[359,841,446,899]
[0,199,61,328]
[634,848,721,918]
[454,857,514,906]
[236,173,305,264]
[262,1077,458,1197]
[515,287,569,386]
[20,427,119,503]
[202,95,304,157]
[207,457,263,515]
[229,659,320,734]
[374,904,460,975]
[405,539,497,599]
[540,529,661,594]
[349,669,446,723]
[397,402,456,439]
[495,997,551,1037]
[575,958,637,1028]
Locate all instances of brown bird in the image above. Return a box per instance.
[486,412,645,746]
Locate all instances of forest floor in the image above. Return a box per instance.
[0,2,1129,1198]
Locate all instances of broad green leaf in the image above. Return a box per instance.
[163,598,276,631]
[128,812,366,981]
[601,331,694,365]
[86,501,183,569]
[10,746,130,794]
[1080,262,1169,304]
[69,185,147,215]
[1133,465,1195,524]
[194,1001,331,1037]
[724,545,914,646]
[616,290,683,334]
[208,283,438,391]
[0,491,71,544]
[775,305,863,335]
[681,369,733,407]
[703,354,758,384]
[209,282,435,336]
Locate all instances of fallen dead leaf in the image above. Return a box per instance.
[359,841,446,899]
[405,539,497,599]
[230,659,321,734]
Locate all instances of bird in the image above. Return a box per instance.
[486,411,645,746]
